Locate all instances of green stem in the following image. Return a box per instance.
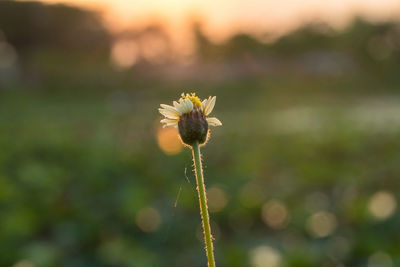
[192,141,216,267]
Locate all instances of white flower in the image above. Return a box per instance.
[159,93,222,129]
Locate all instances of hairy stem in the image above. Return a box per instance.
[192,141,216,267]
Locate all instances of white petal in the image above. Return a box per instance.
[173,101,183,114]
[165,122,178,127]
[201,97,209,110]
[160,103,175,109]
[206,117,222,126]
[159,108,179,118]
[160,118,178,124]
[162,123,177,128]
[180,98,193,114]
[204,96,216,116]
[186,99,193,111]
[159,108,180,119]
[202,96,209,114]
[179,100,187,113]
[160,118,179,128]
[160,104,180,115]
[175,100,187,114]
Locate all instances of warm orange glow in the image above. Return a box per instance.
[156,127,183,155]
[110,39,139,69]
[139,33,170,64]
[29,0,400,47]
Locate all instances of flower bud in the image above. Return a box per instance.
[178,108,208,146]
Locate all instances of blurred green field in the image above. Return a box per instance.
[2,1,400,266]
[1,74,400,266]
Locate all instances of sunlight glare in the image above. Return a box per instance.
[250,246,282,267]
[368,191,397,220]
[368,251,393,267]
[111,39,139,69]
[156,127,183,155]
[307,211,337,238]
[35,0,400,52]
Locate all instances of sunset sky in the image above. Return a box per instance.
[27,0,400,60]
[33,0,400,38]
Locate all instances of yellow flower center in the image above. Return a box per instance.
[182,93,202,108]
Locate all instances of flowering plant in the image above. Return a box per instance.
[159,93,222,267]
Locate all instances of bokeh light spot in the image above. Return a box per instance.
[368,251,393,267]
[306,211,337,238]
[136,207,162,232]
[111,39,139,70]
[208,187,229,212]
[12,260,34,267]
[261,199,290,229]
[157,127,183,155]
[368,191,397,220]
[250,245,282,267]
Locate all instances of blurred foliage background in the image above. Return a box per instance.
[1,0,400,266]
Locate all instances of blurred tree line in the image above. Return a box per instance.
[0,0,109,53]
[0,0,110,87]
[0,0,400,87]
[194,20,400,76]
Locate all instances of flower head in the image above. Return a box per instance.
[159,93,222,145]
